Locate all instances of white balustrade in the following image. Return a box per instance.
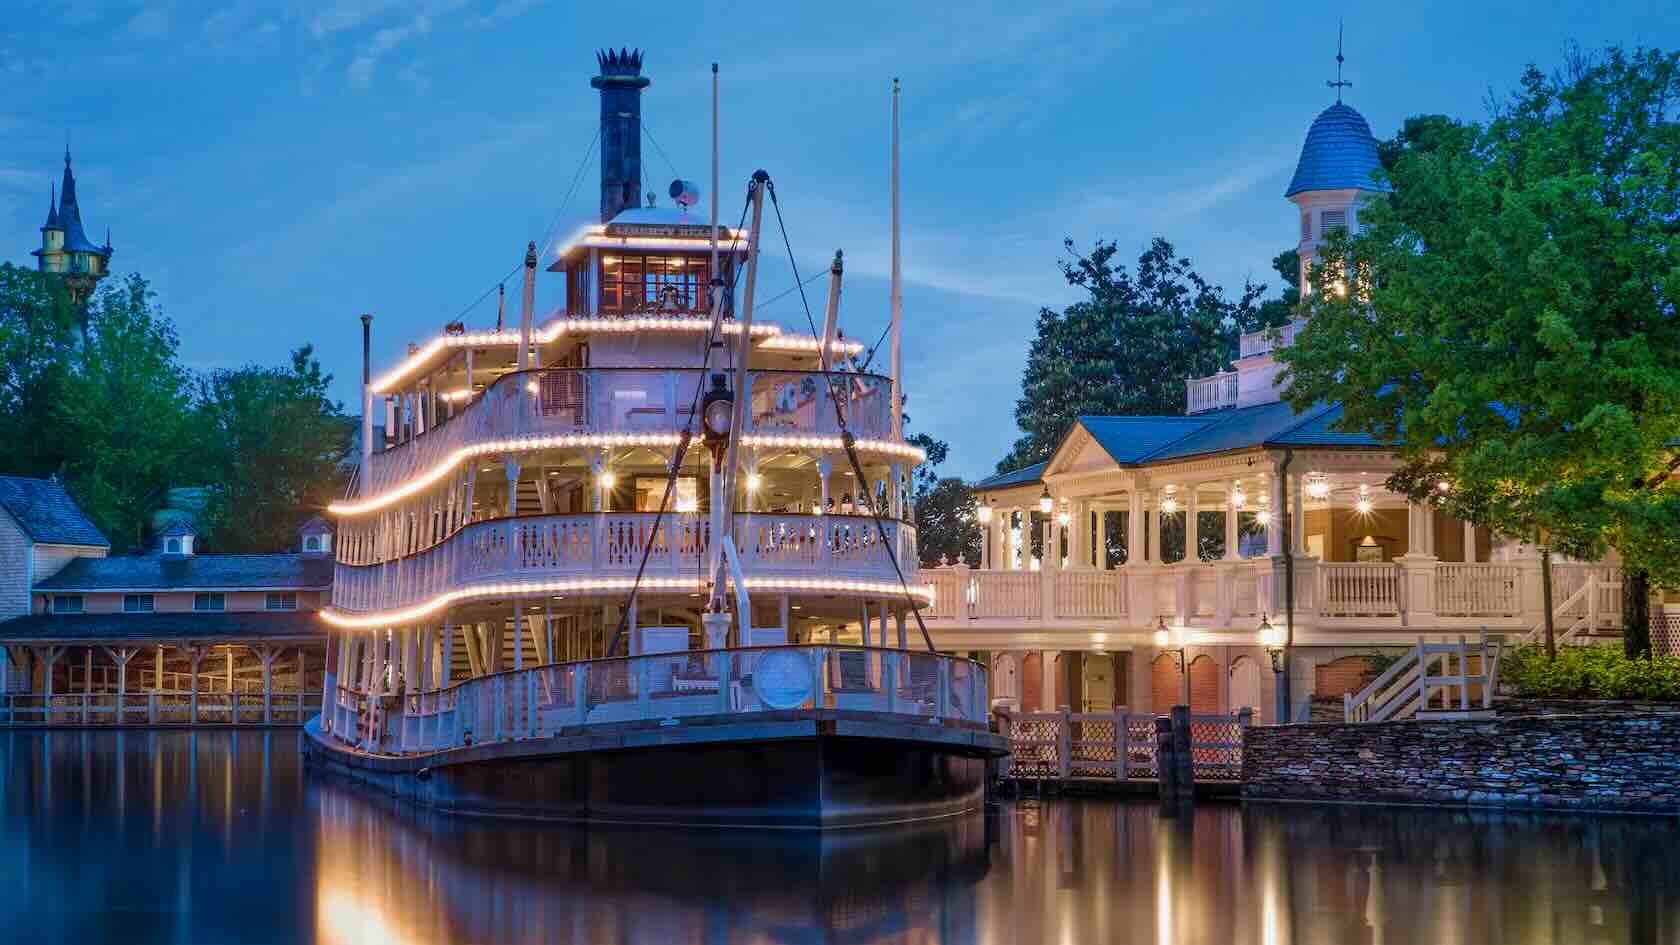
[1239,318,1308,358]
[1185,372,1239,414]
[1317,563,1401,617]
[1053,571,1127,619]
[1435,563,1522,617]
[334,512,911,616]
[970,571,1042,619]
[364,368,896,499]
[328,645,987,756]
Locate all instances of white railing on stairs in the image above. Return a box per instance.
[1344,633,1502,723]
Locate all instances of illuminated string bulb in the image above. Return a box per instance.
[599,470,617,489]
[746,473,762,492]
[1256,510,1272,525]
[318,576,935,629]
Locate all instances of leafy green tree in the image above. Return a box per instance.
[59,275,198,552]
[1279,46,1680,654]
[914,477,981,567]
[195,346,352,553]
[0,265,79,475]
[1001,238,1278,471]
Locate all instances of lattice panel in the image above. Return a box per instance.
[1067,718,1118,778]
[1656,612,1680,658]
[1006,716,1061,779]
[1190,717,1244,781]
[1124,717,1159,778]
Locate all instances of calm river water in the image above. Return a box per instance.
[0,730,1677,944]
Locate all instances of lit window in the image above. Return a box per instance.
[194,593,225,612]
[52,595,84,614]
[266,592,298,611]
[304,536,320,552]
[1321,209,1347,236]
[166,537,181,554]
[123,594,155,613]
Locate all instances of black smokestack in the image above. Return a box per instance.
[592,48,650,224]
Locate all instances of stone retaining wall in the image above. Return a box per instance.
[1244,712,1680,813]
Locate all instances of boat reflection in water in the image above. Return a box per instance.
[312,783,992,945]
[3,732,1680,944]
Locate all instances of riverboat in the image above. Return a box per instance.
[303,48,1004,827]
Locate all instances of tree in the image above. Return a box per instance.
[1000,238,1276,471]
[914,477,981,567]
[0,264,80,476]
[59,275,198,552]
[1278,46,1680,654]
[195,346,352,553]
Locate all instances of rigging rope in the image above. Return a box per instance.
[764,180,938,654]
[605,185,755,658]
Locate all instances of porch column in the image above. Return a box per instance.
[1463,520,1477,562]
[155,645,164,691]
[1399,499,1440,626]
[1152,494,1166,565]
[257,646,277,724]
[1094,504,1108,570]
[226,648,235,692]
[1405,500,1435,556]
[187,645,202,724]
[1041,508,1055,570]
[440,624,455,688]
[1127,490,1146,564]
[1184,486,1200,563]
[1267,470,1285,556]
[504,457,522,518]
[1224,481,1241,561]
[1040,650,1059,711]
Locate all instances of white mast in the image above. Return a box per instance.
[709,62,719,287]
[518,241,536,369]
[889,78,903,438]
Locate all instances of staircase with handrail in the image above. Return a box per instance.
[1344,633,1503,723]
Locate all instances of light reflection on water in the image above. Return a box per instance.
[1,730,1678,944]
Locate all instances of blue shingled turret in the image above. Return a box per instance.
[1285,102,1390,197]
[56,149,111,257]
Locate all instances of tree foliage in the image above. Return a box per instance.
[1000,237,1283,472]
[1279,46,1680,593]
[195,346,352,553]
[0,268,350,554]
[914,477,981,567]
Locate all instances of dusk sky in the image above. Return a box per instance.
[3,1,1676,481]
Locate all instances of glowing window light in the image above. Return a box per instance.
[1355,498,1374,514]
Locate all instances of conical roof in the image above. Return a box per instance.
[57,151,110,257]
[41,184,60,231]
[1285,102,1391,197]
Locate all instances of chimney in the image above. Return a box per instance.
[592,48,650,224]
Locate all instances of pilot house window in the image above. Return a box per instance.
[600,254,710,313]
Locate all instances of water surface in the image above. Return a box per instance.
[1,730,1676,944]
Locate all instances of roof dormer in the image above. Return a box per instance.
[158,519,196,557]
[299,515,333,556]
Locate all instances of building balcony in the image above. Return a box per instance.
[1238,318,1308,359]
[917,559,1622,640]
[359,367,902,501]
[1185,372,1238,414]
[330,512,921,621]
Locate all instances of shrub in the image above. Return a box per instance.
[1501,645,1680,701]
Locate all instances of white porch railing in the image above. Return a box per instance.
[1054,571,1126,619]
[1318,563,1401,617]
[322,646,987,757]
[364,367,895,498]
[1435,563,1522,617]
[1185,372,1238,414]
[1344,633,1501,723]
[996,708,1249,782]
[1239,318,1308,358]
[334,512,916,616]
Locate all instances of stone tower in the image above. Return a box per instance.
[31,148,114,314]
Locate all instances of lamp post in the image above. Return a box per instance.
[1154,617,1190,708]
[701,373,734,613]
[1258,613,1287,723]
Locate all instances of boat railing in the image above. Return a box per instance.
[0,689,323,726]
[322,646,989,757]
[363,367,897,497]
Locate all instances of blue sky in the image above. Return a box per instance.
[2,1,1675,480]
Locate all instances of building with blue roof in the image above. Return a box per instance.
[925,80,1625,728]
[0,477,332,726]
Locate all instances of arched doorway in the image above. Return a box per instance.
[991,653,1021,708]
[1151,653,1183,710]
[1188,654,1220,714]
[1230,656,1263,719]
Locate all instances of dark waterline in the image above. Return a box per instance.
[1,730,1678,944]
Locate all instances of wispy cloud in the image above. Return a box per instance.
[465,0,543,29]
[125,6,172,39]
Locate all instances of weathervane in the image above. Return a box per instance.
[1327,21,1352,102]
